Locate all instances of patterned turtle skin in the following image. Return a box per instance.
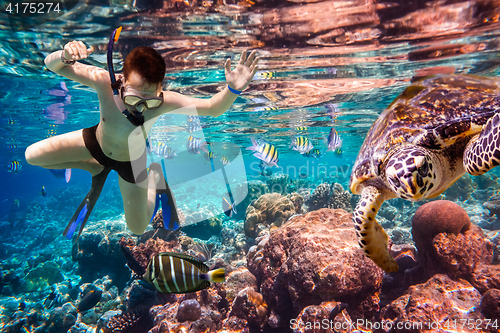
[350,74,500,273]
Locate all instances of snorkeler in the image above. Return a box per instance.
[25,32,259,239]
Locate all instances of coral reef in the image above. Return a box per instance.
[224,267,258,303]
[182,216,223,241]
[72,230,132,290]
[327,182,352,212]
[244,193,295,238]
[286,192,304,214]
[227,287,267,328]
[411,200,471,277]
[176,299,202,322]
[381,274,491,332]
[480,288,500,320]
[4,172,500,333]
[100,309,153,333]
[119,237,181,276]
[431,226,493,283]
[305,182,352,212]
[25,261,64,292]
[266,173,289,194]
[34,303,78,333]
[247,208,383,330]
[214,223,250,265]
[240,180,269,209]
[138,210,178,244]
[291,301,351,333]
[148,287,226,333]
[305,182,330,211]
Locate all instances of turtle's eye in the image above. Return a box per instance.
[417,157,429,177]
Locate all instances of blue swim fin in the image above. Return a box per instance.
[149,162,180,231]
[63,169,110,241]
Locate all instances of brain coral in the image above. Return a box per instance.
[244,193,295,238]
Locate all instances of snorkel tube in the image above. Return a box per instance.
[107,27,145,127]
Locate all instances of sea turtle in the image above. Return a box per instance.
[350,74,500,273]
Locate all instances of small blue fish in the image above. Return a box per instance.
[222,197,237,217]
[290,136,314,154]
[6,160,21,173]
[326,128,342,152]
[246,138,279,167]
[187,136,209,155]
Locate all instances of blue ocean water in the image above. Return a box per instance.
[1,1,500,332]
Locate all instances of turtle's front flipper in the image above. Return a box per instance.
[353,185,399,273]
[464,112,500,176]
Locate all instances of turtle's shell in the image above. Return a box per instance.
[351,74,500,192]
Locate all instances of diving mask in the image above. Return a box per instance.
[121,85,164,112]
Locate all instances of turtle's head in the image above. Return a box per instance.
[385,146,436,201]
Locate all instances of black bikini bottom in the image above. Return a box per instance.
[82,124,148,183]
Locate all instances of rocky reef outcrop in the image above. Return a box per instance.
[247,208,383,329]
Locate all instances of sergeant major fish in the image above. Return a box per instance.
[187,136,209,155]
[6,160,21,173]
[246,138,279,167]
[290,136,314,154]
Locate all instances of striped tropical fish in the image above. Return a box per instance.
[187,136,209,154]
[143,252,225,294]
[6,160,22,173]
[204,151,216,161]
[303,148,322,158]
[290,136,314,154]
[326,128,343,152]
[246,137,279,167]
